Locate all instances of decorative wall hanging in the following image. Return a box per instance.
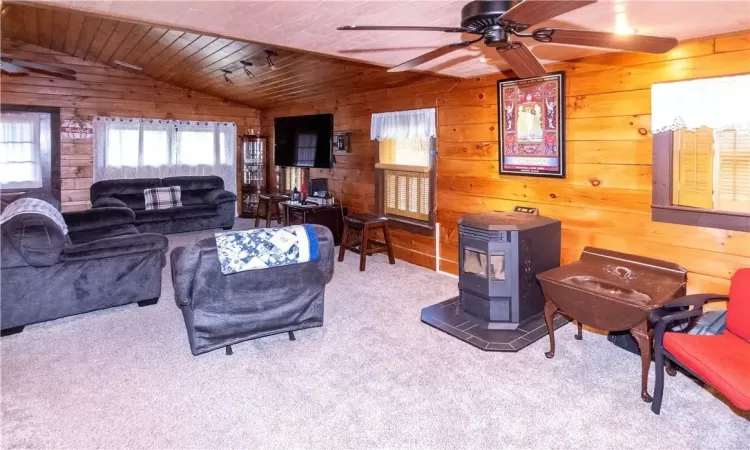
[61,116,93,140]
[497,72,565,178]
[333,131,352,153]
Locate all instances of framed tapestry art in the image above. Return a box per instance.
[497,72,566,178]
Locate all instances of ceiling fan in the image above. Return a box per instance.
[337,0,678,78]
[0,56,77,80]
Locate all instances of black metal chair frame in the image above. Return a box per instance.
[652,293,730,415]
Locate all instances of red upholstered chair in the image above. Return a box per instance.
[652,269,750,414]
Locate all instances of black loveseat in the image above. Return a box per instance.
[90,176,236,235]
[1,197,167,335]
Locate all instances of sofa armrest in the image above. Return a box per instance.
[170,244,202,307]
[63,207,135,233]
[202,189,237,205]
[92,197,128,209]
[61,233,167,262]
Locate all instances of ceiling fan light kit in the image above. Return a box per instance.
[337,0,678,78]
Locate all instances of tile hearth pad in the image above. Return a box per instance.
[421,297,568,352]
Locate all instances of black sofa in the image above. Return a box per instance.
[1,197,167,335]
[90,176,236,235]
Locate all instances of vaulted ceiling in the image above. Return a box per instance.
[1,2,438,109]
[27,0,750,78]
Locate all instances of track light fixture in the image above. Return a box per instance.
[239,60,254,78]
[221,68,233,84]
[264,50,278,71]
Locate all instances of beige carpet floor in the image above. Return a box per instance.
[2,220,748,449]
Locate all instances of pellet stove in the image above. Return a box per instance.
[421,210,567,351]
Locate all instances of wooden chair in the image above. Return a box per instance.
[338,213,395,271]
[651,268,750,414]
[255,194,289,228]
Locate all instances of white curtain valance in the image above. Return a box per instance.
[370,108,436,141]
[651,74,750,133]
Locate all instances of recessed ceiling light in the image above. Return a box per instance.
[478,56,488,64]
[615,25,636,35]
[113,60,143,71]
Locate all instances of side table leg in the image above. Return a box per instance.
[630,322,653,403]
[575,321,583,340]
[544,299,558,359]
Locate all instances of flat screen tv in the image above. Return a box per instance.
[274,113,333,168]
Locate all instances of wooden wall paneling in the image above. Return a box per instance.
[62,10,86,55]
[121,26,167,64]
[21,5,39,45]
[49,9,70,52]
[94,20,135,63]
[105,23,151,65]
[149,35,216,79]
[1,39,261,212]
[84,17,118,61]
[36,7,55,49]
[133,29,184,68]
[142,31,200,74]
[262,31,750,291]
[158,37,233,83]
[72,15,102,60]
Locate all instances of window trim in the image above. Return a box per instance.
[652,130,750,232]
[375,137,436,236]
[0,104,61,203]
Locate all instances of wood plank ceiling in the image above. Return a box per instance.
[0,2,440,109]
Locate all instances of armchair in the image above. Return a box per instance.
[1,197,168,335]
[652,269,750,414]
[170,224,335,355]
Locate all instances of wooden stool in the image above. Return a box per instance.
[338,213,395,271]
[255,194,289,228]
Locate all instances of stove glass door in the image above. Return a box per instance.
[463,248,487,278]
[489,254,506,280]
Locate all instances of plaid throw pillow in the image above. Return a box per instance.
[144,186,182,210]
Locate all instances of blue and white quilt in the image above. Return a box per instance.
[215,224,319,275]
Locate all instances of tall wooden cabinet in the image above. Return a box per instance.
[239,134,266,218]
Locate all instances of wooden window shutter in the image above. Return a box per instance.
[673,127,714,209]
[716,128,750,213]
[383,169,429,221]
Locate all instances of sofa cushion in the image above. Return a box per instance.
[144,186,183,210]
[728,269,750,342]
[664,331,750,410]
[135,209,174,224]
[172,205,218,219]
[163,176,225,206]
[90,178,162,211]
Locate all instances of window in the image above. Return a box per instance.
[379,139,431,221]
[93,117,237,197]
[0,112,49,189]
[652,74,750,232]
[672,127,750,213]
[371,108,436,234]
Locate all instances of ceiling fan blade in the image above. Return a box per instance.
[541,28,678,53]
[338,25,475,33]
[501,0,597,26]
[497,43,547,79]
[7,59,77,78]
[0,61,29,76]
[387,41,475,72]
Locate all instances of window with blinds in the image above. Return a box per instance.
[673,126,750,213]
[376,138,432,222]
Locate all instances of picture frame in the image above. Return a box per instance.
[496,71,566,178]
